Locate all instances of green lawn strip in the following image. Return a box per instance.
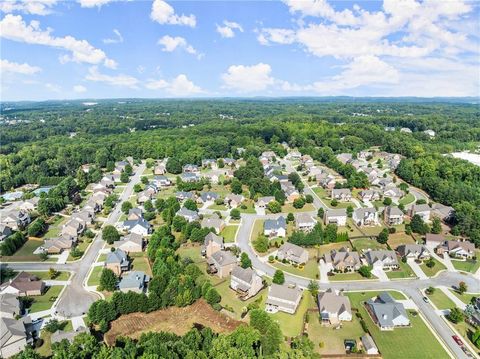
[87,266,103,286]
[398,193,415,206]
[451,258,480,273]
[329,272,368,281]
[271,249,319,280]
[347,291,449,359]
[220,225,239,243]
[29,285,63,313]
[238,202,257,214]
[208,204,228,211]
[386,259,416,279]
[448,290,478,305]
[419,258,446,277]
[12,238,44,258]
[67,239,91,261]
[351,238,387,252]
[427,290,456,310]
[131,256,151,275]
[28,271,70,281]
[98,253,107,262]
[251,219,265,241]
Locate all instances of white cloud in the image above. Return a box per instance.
[257,28,295,45]
[145,74,203,96]
[0,15,117,68]
[103,29,123,44]
[85,66,139,88]
[45,83,61,92]
[150,0,196,27]
[73,85,87,93]
[157,35,201,58]
[216,20,243,38]
[0,0,57,16]
[0,59,41,74]
[78,0,114,8]
[222,63,275,92]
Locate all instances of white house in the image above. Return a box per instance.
[263,216,287,238]
[324,209,347,226]
[265,284,302,314]
[317,289,352,323]
[295,213,317,232]
[352,208,378,226]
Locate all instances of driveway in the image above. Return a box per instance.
[318,259,330,283]
[371,266,389,282]
[407,258,428,280]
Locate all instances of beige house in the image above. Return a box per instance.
[201,232,224,258]
[265,284,302,314]
[0,316,32,358]
[105,249,129,276]
[0,272,45,297]
[230,266,263,299]
[277,243,308,265]
[207,250,237,278]
[114,233,144,253]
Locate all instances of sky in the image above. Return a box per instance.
[1,0,479,101]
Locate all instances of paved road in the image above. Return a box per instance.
[4,162,146,317]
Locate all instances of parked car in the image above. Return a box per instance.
[423,297,429,303]
[452,335,463,346]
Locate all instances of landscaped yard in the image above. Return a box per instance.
[216,281,267,321]
[451,258,480,274]
[427,289,456,310]
[271,248,319,279]
[312,187,354,209]
[87,266,103,286]
[28,271,70,281]
[208,203,228,211]
[250,219,265,242]
[67,238,91,261]
[419,258,446,277]
[220,225,239,243]
[44,215,66,239]
[347,291,449,359]
[238,200,257,214]
[386,259,416,279]
[387,232,416,248]
[318,242,352,256]
[306,310,365,355]
[130,254,151,275]
[1,238,44,262]
[399,193,415,206]
[339,219,364,237]
[449,290,478,305]
[29,285,63,313]
[176,245,223,285]
[281,202,315,213]
[359,225,387,237]
[329,272,370,281]
[37,320,73,357]
[351,238,387,252]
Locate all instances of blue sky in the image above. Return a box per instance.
[1,0,479,100]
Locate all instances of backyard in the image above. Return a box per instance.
[130,253,151,275]
[1,237,46,262]
[351,238,387,252]
[387,232,416,248]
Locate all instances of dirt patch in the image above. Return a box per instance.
[104,299,242,345]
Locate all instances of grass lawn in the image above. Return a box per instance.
[271,248,319,279]
[427,290,456,310]
[238,201,257,214]
[208,203,228,211]
[44,215,66,239]
[282,203,315,213]
[306,310,365,355]
[98,253,107,262]
[449,290,478,305]
[29,285,63,313]
[329,272,369,281]
[386,259,416,279]
[176,245,223,285]
[2,238,44,262]
[131,255,151,275]
[250,219,265,242]
[28,271,70,281]
[359,225,387,236]
[67,239,91,261]
[399,193,415,206]
[37,320,73,357]
[351,238,387,252]
[318,242,352,256]
[216,281,267,321]
[451,258,480,273]
[420,258,446,277]
[339,220,364,237]
[387,232,416,248]
[87,266,103,286]
[220,225,239,243]
[347,291,449,359]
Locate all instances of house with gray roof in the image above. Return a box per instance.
[352,207,378,226]
[201,232,224,258]
[224,194,244,209]
[324,248,361,272]
[365,250,398,270]
[0,224,13,242]
[180,172,199,183]
[176,191,195,201]
[265,284,302,314]
[295,213,317,232]
[0,316,33,358]
[365,292,410,330]
[263,216,286,238]
[114,232,143,253]
[198,192,219,204]
[207,250,237,278]
[230,266,263,299]
[105,249,129,275]
[176,207,199,222]
[201,214,225,234]
[51,327,89,345]
[359,189,381,202]
[43,237,74,254]
[409,204,431,222]
[361,334,379,355]
[336,153,353,164]
[317,288,352,323]
[122,217,151,236]
[277,242,308,265]
[0,293,21,318]
[182,164,199,173]
[384,206,404,225]
[153,175,171,187]
[383,187,404,199]
[1,210,30,231]
[331,188,352,201]
[438,240,475,259]
[431,203,454,222]
[0,272,45,297]
[118,271,150,293]
[396,244,430,261]
[256,196,275,209]
[324,209,347,226]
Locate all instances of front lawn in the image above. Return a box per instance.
[451,258,480,274]
[271,248,319,279]
[29,285,63,313]
[2,238,44,262]
[250,219,265,242]
[28,271,70,281]
[347,291,449,359]
[398,193,415,206]
[386,259,416,279]
[419,258,446,277]
[220,225,239,243]
[427,290,456,310]
[329,272,370,281]
[67,239,91,261]
[281,203,315,213]
[87,266,103,286]
[448,290,478,305]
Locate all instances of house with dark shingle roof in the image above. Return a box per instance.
[176,207,199,222]
[365,292,410,330]
[277,243,308,265]
[0,272,45,297]
[105,249,129,275]
[263,216,286,237]
[318,289,352,323]
[118,271,150,293]
[201,232,224,258]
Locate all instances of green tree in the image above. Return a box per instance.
[346,205,354,218]
[230,208,241,220]
[102,225,120,244]
[99,268,118,292]
[205,287,221,305]
[377,228,389,244]
[120,171,129,183]
[287,212,294,222]
[410,214,429,235]
[240,252,252,269]
[330,199,338,207]
[272,269,285,284]
[48,267,59,279]
[230,179,243,195]
[121,201,133,214]
[308,280,319,297]
[293,197,305,209]
[359,265,372,278]
[141,176,149,185]
[383,197,392,205]
[249,309,283,355]
[305,194,313,203]
[253,236,269,253]
[425,258,435,268]
[133,183,142,193]
[447,307,464,324]
[317,207,324,219]
[183,199,198,211]
[27,218,46,237]
[267,200,282,214]
[458,281,468,294]
[166,158,182,174]
[431,217,442,234]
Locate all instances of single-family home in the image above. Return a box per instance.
[281,182,300,203]
[365,292,410,330]
[153,175,171,187]
[265,284,302,314]
[359,189,381,202]
[92,183,111,194]
[317,288,352,323]
[358,151,372,160]
[277,242,308,265]
[51,327,89,345]
[384,206,404,226]
[223,158,236,167]
[424,129,436,137]
[295,213,317,232]
[1,210,31,231]
[182,164,199,173]
[153,163,166,175]
[438,240,475,259]
[365,250,399,270]
[0,293,21,318]
[175,191,195,202]
[383,187,404,199]
[43,237,74,254]
[400,127,412,133]
[352,208,378,226]
[137,190,153,204]
[61,218,84,239]
[176,207,200,222]
[100,176,115,188]
[256,196,275,209]
[336,153,353,164]
[19,198,39,212]
[71,210,94,225]
[361,334,379,355]
[230,266,263,299]
[105,249,129,276]
[324,248,361,272]
[425,233,445,248]
[201,214,225,234]
[207,250,237,278]
[84,199,101,213]
[331,188,352,202]
[201,232,224,258]
[202,159,217,169]
[118,271,150,293]
[0,272,45,296]
[0,316,33,358]
[409,204,431,222]
[377,178,393,189]
[396,244,430,260]
[324,209,347,226]
[224,194,244,209]
[114,233,144,253]
[122,217,151,236]
[318,175,336,190]
[264,216,287,238]
[127,208,143,221]
[180,173,199,183]
[198,192,219,204]
[431,203,455,222]
[0,224,13,242]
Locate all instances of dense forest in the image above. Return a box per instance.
[1,98,480,245]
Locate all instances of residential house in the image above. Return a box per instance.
[256,196,275,209]
[153,163,166,175]
[182,164,199,173]
[438,240,475,259]
[105,249,129,276]
[0,293,21,318]
[324,209,347,226]
[424,129,436,137]
[0,224,13,242]
[202,159,217,169]
[201,214,225,234]
[114,233,144,253]
[359,189,381,202]
[181,172,199,183]
[92,183,111,194]
[324,248,361,272]
[122,218,151,236]
[336,153,353,164]
[409,204,431,222]
[51,327,89,345]
[153,175,171,187]
[352,208,378,226]
[207,250,237,278]
[224,194,244,209]
[361,334,379,355]
[396,244,430,260]
[137,190,153,204]
[0,272,45,296]
[202,172,220,184]
[365,292,410,330]
[358,151,372,160]
[265,284,302,314]
[264,216,287,238]
[198,192,219,205]
[319,175,336,190]
[331,189,352,202]
[201,232,224,258]
[84,199,101,213]
[317,289,353,323]
[61,218,84,239]
[118,271,150,293]
[287,150,301,160]
[365,250,399,270]
[1,210,30,231]
[377,178,393,189]
[432,203,455,222]
[425,233,446,248]
[295,213,317,232]
[19,197,39,212]
[100,176,115,188]
[384,206,404,226]
[176,207,199,222]
[223,158,236,167]
[127,208,143,221]
[383,187,404,199]
[43,237,74,254]
[176,191,195,202]
[72,210,94,225]
[281,181,300,203]
[261,151,276,161]
[277,243,308,265]
[230,266,263,299]
[0,316,33,358]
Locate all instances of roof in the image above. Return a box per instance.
[332,188,351,195]
[396,244,427,257]
[317,289,352,316]
[445,240,475,252]
[118,271,150,290]
[1,271,44,293]
[365,250,398,265]
[177,207,199,218]
[51,327,89,344]
[326,208,347,217]
[361,334,377,351]
[200,192,219,201]
[231,266,256,284]
[295,213,316,225]
[106,249,128,265]
[209,250,237,266]
[412,204,431,213]
[0,293,20,316]
[204,232,223,246]
[264,216,286,231]
[366,292,408,328]
[278,242,307,259]
[268,283,302,303]
[385,206,403,217]
[354,207,376,217]
[116,233,143,247]
[257,196,275,204]
[123,217,151,230]
[44,237,73,250]
[0,317,27,347]
[201,216,224,229]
